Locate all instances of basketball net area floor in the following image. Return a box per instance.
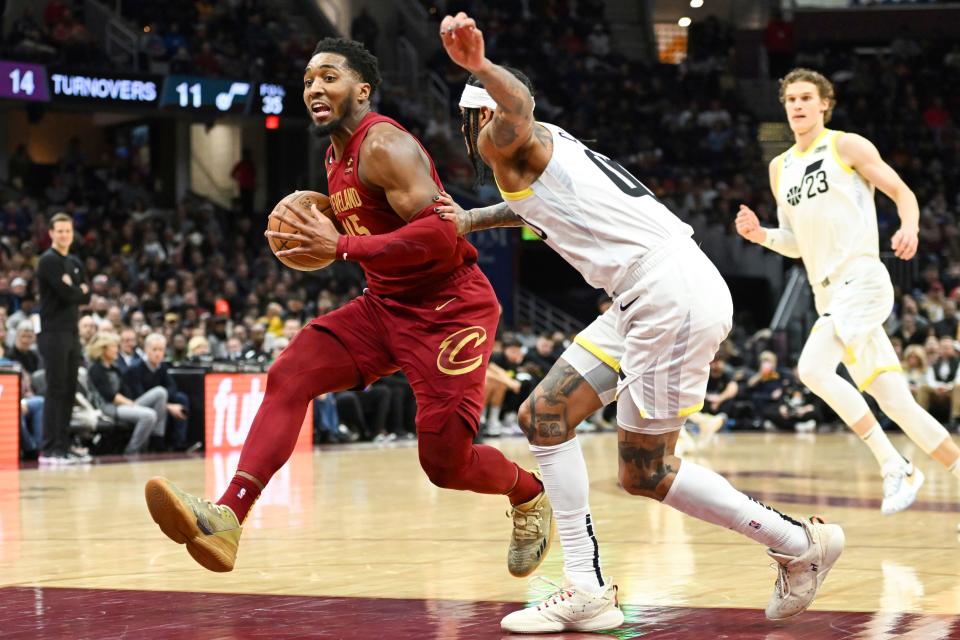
[2,431,959,639]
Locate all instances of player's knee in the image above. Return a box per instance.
[617,437,675,501]
[618,465,667,500]
[418,444,464,489]
[419,455,462,489]
[796,357,823,391]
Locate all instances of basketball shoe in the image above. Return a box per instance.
[765,517,845,620]
[500,577,624,633]
[145,477,241,572]
[881,459,924,515]
[507,470,555,577]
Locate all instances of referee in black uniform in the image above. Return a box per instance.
[37,213,91,463]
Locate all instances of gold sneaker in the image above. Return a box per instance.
[145,477,242,572]
[507,470,555,577]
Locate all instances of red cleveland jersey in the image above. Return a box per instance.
[325,112,478,296]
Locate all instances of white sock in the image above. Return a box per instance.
[489,404,502,425]
[529,437,606,593]
[860,423,902,469]
[663,461,809,556]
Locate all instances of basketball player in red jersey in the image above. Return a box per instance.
[144,38,551,578]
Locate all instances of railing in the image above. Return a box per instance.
[84,0,139,70]
[425,70,450,131]
[770,266,807,331]
[395,0,430,38]
[882,250,918,294]
[317,0,345,36]
[395,36,420,91]
[514,287,585,338]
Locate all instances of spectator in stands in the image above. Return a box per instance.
[242,323,270,362]
[923,336,960,425]
[262,302,284,337]
[483,337,534,436]
[124,333,188,450]
[524,334,557,379]
[896,313,928,348]
[16,351,45,461]
[116,326,142,373]
[9,321,40,373]
[86,332,166,455]
[6,291,36,347]
[225,336,244,361]
[688,354,739,443]
[78,314,97,349]
[746,351,785,425]
[230,149,256,216]
[187,335,211,361]
[903,344,929,405]
[764,372,820,433]
[935,298,959,339]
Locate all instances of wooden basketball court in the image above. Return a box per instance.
[2,430,959,638]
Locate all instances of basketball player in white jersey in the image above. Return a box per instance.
[737,68,960,516]
[439,13,845,634]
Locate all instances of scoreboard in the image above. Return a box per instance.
[0,59,305,119]
[0,61,50,102]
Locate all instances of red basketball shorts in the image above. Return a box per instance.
[310,264,499,434]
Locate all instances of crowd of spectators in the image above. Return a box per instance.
[2,2,959,457]
[2,0,315,85]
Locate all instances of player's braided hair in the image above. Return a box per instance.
[313,37,381,95]
[463,67,535,191]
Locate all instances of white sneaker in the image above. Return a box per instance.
[881,460,925,515]
[500,577,624,633]
[765,517,845,620]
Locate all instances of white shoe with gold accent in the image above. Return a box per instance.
[500,577,624,633]
[765,517,844,620]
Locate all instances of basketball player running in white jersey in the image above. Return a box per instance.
[737,68,960,516]
[439,13,845,634]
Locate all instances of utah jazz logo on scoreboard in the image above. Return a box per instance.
[162,75,253,113]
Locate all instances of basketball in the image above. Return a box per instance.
[267,190,337,271]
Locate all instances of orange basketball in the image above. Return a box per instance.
[267,190,338,271]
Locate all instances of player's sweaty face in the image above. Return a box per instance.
[303,53,355,133]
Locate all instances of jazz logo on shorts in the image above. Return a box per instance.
[437,326,488,376]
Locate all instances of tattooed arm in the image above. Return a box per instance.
[436,195,523,235]
[440,12,534,156]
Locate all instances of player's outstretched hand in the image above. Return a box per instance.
[891,225,919,260]
[266,202,340,260]
[440,11,485,72]
[435,192,470,236]
[735,204,766,244]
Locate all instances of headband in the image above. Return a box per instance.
[458,83,536,112]
[458,84,498,110]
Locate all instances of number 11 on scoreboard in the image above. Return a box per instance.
[176,81,202,108]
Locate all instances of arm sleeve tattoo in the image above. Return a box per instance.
[465,201,524,232]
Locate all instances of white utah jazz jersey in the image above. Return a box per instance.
[775,129,879,284]
[496,122,693,294]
